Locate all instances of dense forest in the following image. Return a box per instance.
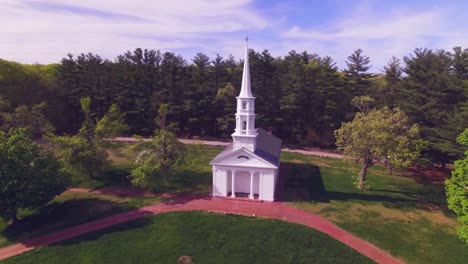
[0,47,467,165]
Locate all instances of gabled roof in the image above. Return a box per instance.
[210,128,282,167]
[254,128,282,165]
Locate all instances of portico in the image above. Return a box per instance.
[226,169,260,199]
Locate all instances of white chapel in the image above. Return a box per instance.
[210,40,282,201]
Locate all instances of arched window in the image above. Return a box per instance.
[242,121,247,130]
[242,101,247,109]
[237,155,249,160]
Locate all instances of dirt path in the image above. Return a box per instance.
[0,192,402,263]
[113,137,344,159]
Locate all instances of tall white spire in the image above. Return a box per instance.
[238,36,253,98]
[232,35,257,152]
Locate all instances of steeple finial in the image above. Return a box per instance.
[238,36,253,98]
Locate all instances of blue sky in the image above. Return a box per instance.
[1,0,467,71]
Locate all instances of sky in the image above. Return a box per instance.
[1,0,468,71]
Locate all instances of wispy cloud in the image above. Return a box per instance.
[1,0,467,70]
[0,0,269,63]
[280,3,468,70]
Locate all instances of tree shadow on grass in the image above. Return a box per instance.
[49,214,153,247]
[277,162,439,211]
[153,168,211,195]
[2,198,133,247]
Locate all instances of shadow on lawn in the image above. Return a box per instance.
[277,162,440,211]
[30,195,211,248]
[152,168,211,195]
[52,216,153,247]
[2,198,132,247]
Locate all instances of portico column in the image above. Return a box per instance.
[249,171,254,199]
[231,170,236,197]
[259,172,263,200]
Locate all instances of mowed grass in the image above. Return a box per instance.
[94,143,468,263]
[2,142,468,264]
[74,142,222,194]
[280,151,468,264]
[0,191,161,248]
[0,142,214,248]
[2,212,374,264]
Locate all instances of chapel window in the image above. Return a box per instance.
[242,121,247,130]
[242,101,247,109]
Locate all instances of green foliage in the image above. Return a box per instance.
[1,45,468,163]
[215,82,237,135]
[379,57,402,108]
[446,128,468,244]
[0,128,69,222]
[335,105,424,189]
[351,95,374,114]
[130,105,185,190]
[52,97,127,179]
[344,49,373,97]
[0,102,54,138]
[0,95,10,111]
[96,104,128,139]
[397,48,465,164]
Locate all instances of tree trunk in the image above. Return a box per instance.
[358,161,370,190]
[11,211,18,224]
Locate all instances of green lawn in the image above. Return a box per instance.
[280,151,468,264]
[2,212,374,264]
[74,142,221,194]
[75,143,468,263]
[2,142,468,263]
[0,191,160,248]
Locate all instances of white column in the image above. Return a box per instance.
[249,171,254,199]
[212,167,216,196]
[259,172,263,200]
[231,170,236,197]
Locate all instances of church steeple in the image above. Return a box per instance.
[232,37,257,152]
[239,36,253,98]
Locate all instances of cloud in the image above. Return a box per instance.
[280,3,468,71]
[0,0,269,63]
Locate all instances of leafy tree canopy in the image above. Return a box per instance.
[446,128,468,244]
[130,104,185,190]
[335,105,424,189]
[0,102,54,138]
[52,97,127,179]
[0,128,69,223]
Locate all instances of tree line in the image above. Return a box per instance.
[1,46,467,165]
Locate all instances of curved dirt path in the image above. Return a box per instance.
[0,194,402,263]
[113,137,344,159]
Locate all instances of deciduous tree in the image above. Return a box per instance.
[446,128,468,244]
[335,105,424,189]
[130,104,185,190]
[0,128,69,223]
[52,97,127,178]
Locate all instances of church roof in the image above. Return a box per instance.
[254,128,282,165]
[211,128,282,167]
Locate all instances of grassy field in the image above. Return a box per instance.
[2,212,374,264]
[71,142,468,263]
[73,142,220,194]
[0,191,161,248]
[1,142,468,263]
[279,151,468,264]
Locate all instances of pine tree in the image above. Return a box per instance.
[344,49,373,97]
[398,48,465,164]
[380,56,402,108]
